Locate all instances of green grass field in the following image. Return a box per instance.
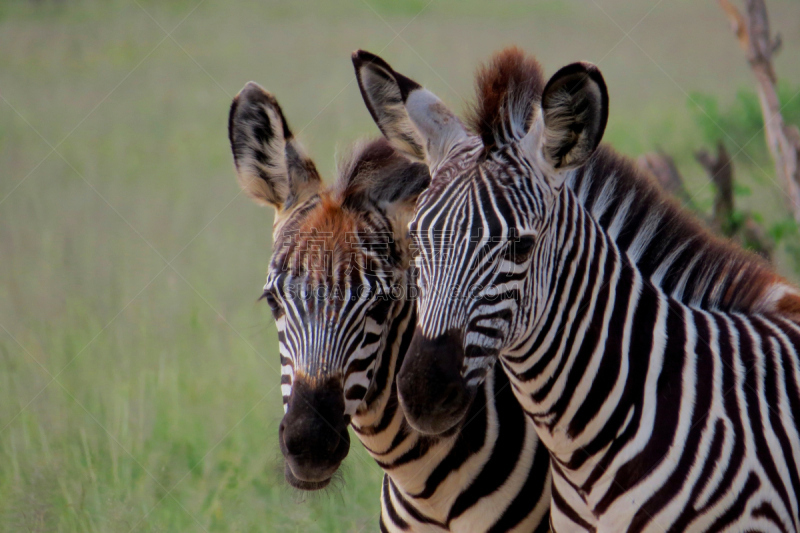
[1,0,799,531]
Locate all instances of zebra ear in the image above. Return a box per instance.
[353,50,469,170]
[539,62,608,171]
[228,82,322,211]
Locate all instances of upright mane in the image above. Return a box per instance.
[469,47,800,318]
[465,46,545,153]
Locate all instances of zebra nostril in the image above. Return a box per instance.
[282,426,305,457]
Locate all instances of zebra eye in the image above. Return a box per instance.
[369,296,393,324]
[260,289,282,314]
[504,236,535,264]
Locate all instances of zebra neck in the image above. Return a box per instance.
[352,300,416,434]
[506,189,660,469]
[350,295,498,505]
[351,300,435,482]
[349,296,461,503]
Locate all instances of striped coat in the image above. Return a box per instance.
[229,81,551,532]
[354,47,800,532]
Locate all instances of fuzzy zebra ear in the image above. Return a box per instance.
[352,50,469,170]
[228,82,322,211]
[539,62,608,170]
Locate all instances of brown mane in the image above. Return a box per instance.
[466,46,546,152]
[272,138,428,277]
[573,145,800,316]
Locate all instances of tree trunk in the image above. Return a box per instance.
[719,0,800,224]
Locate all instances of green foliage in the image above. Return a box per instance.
[686,84,800,274]
[733,183,752,198]
[689,82,800,165]
[770,218,800,273]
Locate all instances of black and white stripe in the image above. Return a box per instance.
[266,144,551,532]
[355,47,800,532]
[229,82,551,532]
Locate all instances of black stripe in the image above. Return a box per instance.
[551,484,596,532]
[596,299,686,514]
[381,474,410,530]
[707,472,760,532]
[448,369,527,522]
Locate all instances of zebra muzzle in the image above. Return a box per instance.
[279,376,351,490]
[397,328,474,435]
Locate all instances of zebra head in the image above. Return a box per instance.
[354,49,608,434]
[229,82,428,488]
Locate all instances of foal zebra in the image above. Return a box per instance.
[354,48,800,532]
[228,82,551,532]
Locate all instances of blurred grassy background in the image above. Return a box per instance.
[1,0,799,531]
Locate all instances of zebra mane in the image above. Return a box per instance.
[572,145,800,316]
[271,139,428,279]
[335,137,430,209]
[466,46,545,153]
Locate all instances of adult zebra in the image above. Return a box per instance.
[353,47,800,532]
[227,82,551,532]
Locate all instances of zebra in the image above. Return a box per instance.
[353,47,800,532]
[227,81,551,532]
